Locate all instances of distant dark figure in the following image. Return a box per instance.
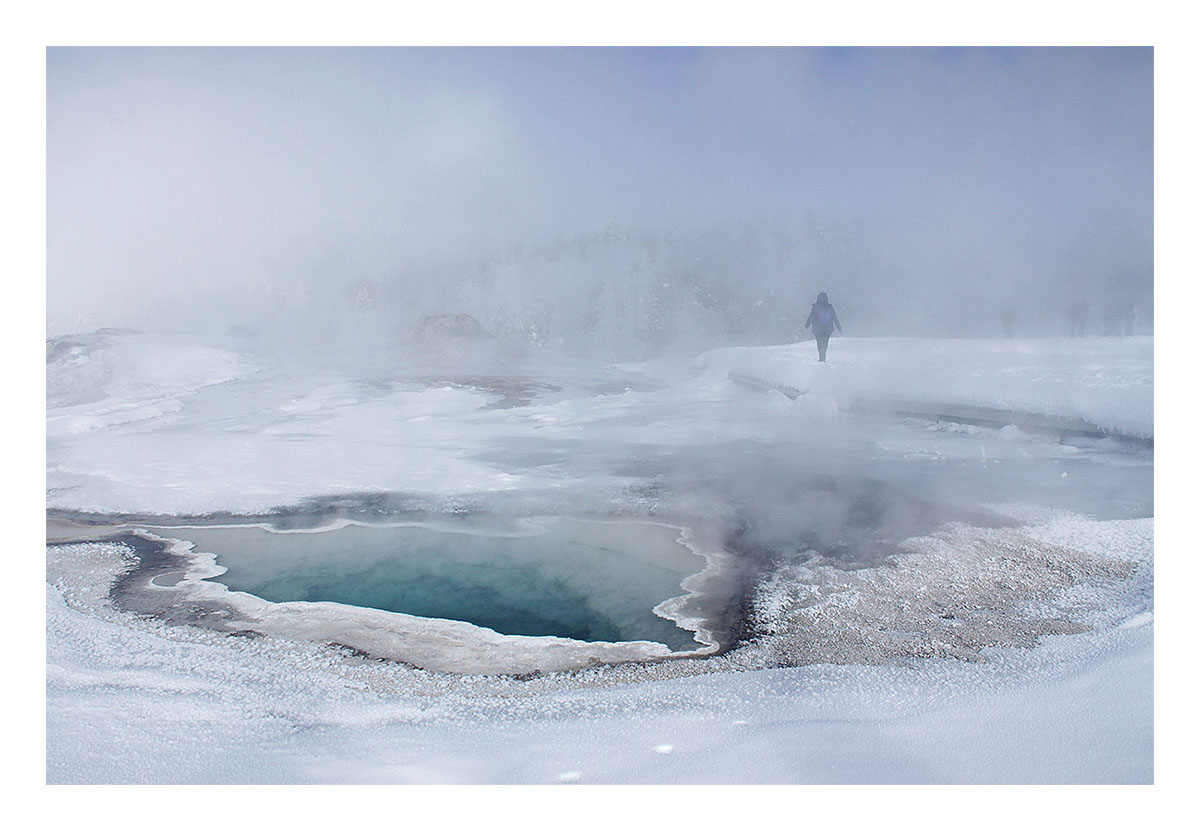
[804,291,842,362]
[1001,306,1016,338]
[1068,300,1089,338]
[1122,304,1136,336]
[1103,303,1119,336]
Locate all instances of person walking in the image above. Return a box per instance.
[804,291,842,362]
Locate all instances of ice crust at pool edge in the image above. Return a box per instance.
[126,517,728,675]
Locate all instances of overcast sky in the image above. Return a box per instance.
[46,46,1152,336]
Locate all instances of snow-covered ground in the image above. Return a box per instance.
[701,335,1153,438]
[45,330,1154,785]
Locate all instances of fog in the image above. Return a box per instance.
[47,47,1152,358]
[45,47,1157,786]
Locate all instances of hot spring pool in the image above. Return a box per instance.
[160,518,712,653]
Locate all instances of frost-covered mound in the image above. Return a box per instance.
[735,521,1146,667]
[698,336,1153,438]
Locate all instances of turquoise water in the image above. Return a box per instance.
[174,521,703,650]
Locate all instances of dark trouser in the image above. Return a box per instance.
[815,329,832,362]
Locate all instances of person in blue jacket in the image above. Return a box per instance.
[804,291,842,362]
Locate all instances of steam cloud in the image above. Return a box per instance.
[47,47,1152,357]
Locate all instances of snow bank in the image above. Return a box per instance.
[698,336,1153,438]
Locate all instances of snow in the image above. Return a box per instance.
[45,541,1152,784]
[44,330,1154,785]
[47,332,1152,516]
[699,335,1153,438]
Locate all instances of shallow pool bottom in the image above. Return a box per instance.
[173,518,706,652]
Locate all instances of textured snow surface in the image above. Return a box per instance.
[700,336,1153,438]
[738,521,1146,666]
[46,331,1152,515]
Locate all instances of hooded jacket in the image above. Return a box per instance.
[805,292,842,335]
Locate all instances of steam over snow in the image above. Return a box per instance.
[42,45,1156,791]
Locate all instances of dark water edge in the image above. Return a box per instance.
[48,531,260,634]
[46,508,748,669]
[176,522,702,649]
[44,467,1018,656]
